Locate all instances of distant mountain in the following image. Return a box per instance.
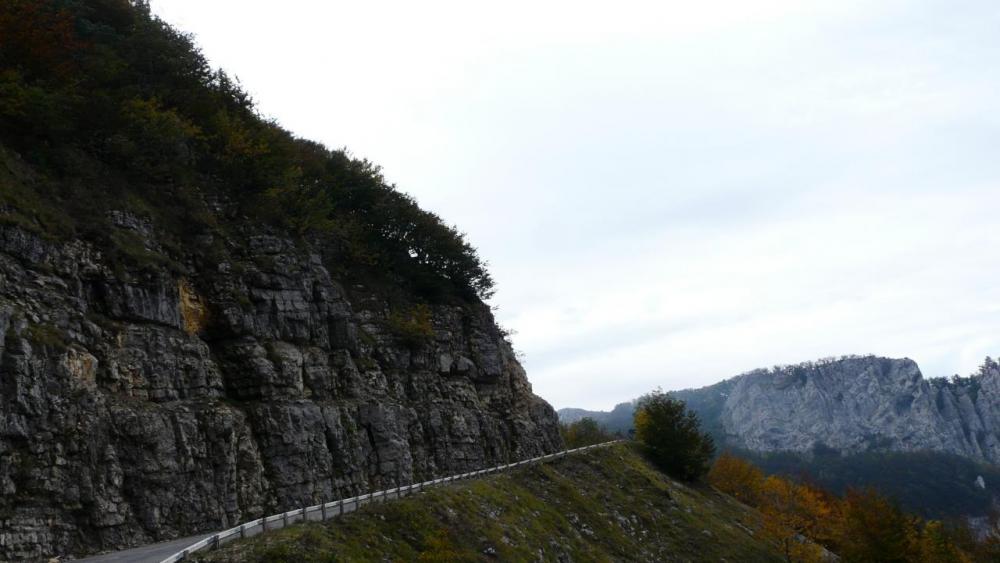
[559,355,1000,519]
[562,355,1000,463]
[699,355,1000,463]
[557,402,636,434]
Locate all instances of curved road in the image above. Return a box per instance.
[75,534,214,563]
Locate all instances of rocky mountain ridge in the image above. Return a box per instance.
[560,355,1000,464]
[714,356,1000,462]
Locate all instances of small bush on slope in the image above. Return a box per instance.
[559,417,618,448]
[197,444,783,562]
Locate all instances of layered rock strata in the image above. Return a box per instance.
[0,220,561,560]
[717,356,1000,462]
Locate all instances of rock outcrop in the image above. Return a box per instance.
[0,219,561,560]
[561,356,1000,466]
[681,356,1000,463]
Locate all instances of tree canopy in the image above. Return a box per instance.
[708,453,995,562]
[633,388,715,481]
[0,0,494,301]
[559,417,617,448]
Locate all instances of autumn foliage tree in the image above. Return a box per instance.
[708,454,981,562]
[707,452,765,505]
[757,476,832,562]
[914,520,973,563]
[836,488,916,562]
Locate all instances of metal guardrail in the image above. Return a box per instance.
[160,440,621,562]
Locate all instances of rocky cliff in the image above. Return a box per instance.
[711,356,1000,463]
[0,212,560,559]
[561,356,1000,465]
[0,3,565,558]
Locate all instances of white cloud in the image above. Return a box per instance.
[153,0,1000,409]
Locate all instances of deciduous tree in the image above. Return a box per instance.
[708,452,765,504]
[633,389,714,481]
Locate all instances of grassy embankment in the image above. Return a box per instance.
[198,443,782,562]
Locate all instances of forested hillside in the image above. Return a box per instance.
[1,0,492,301]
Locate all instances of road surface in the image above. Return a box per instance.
[75,533,214,563]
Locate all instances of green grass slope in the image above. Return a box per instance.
[197,444,781,562]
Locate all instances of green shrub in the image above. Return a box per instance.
[560,417,616,448]
[106,97,202,181]
[26,322,67,350]
[387,304,435,345]
[633,388,715,481]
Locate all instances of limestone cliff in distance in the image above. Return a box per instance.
[562,355,1000,464]
[728,357,999,460]
[678,356,1000,464]
[560,356,1000,520]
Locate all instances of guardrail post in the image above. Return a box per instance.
[339,500,344,515]
[262,516,268,532]
[302,506,307,522]
[240,523,246,538]
[283,511,289,527]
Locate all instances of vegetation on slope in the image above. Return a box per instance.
[558,417,619,448]
[634,389,715,482]
[0,0,492,301]
[561,357,1000,523]
[198,444,783,562]
[743,448,1000,522]
[709,453,1000,562]
[557,379,739,439]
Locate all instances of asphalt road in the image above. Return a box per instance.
[75,533,215,563]
[73,499,364,562]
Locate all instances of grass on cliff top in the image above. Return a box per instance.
[197,443,782,562]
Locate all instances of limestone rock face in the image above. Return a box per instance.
[0,222,561,560]
[562,356,1000,472]
[704,356,1000,463]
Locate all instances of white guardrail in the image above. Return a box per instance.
[160,440,621,562]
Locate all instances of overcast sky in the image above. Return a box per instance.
[153,0,1000,410]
